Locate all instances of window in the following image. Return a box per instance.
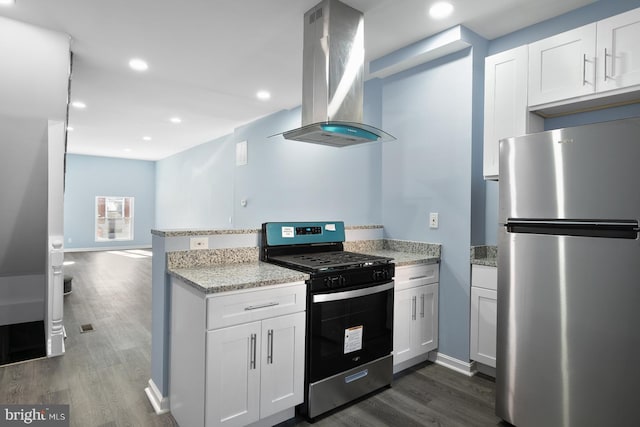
[95,196,134,241]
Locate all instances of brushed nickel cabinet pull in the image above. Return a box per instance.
[244,301,279,311]
[267,329,274,364]
[604,47,609,81]
[250,333,257,369]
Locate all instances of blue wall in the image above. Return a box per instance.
[381,49,476,362]
[155,106,384,230]
[64,154,156,250]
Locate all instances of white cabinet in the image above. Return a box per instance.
[528,7,640,110]
[528,24,597,106]
[483,46,543,180]
[597,8,640,92]
[393,263,439,372]
[206,312,305,427]
[470,265,497,368]
[170,278,306,427]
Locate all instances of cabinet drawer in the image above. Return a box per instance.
[471,265,497,291]
[395,263,439,291]
[207,283,306,330]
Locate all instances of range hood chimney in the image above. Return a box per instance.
[282,0,395,147]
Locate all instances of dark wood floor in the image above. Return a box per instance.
[280,363,504,427]
[0,251,177,427]
[0,250,504,427]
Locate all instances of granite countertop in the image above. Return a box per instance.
[169,262,309,294]
[471,245,497,267]
[357,249,440,267]
[168,238,441,294]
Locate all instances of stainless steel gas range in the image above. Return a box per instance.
[260,221,395,419]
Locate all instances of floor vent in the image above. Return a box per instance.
[80,324,94,333]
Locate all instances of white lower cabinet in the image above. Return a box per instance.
[393,263,439,372]
[470,265,497,368]
[170,278,306,427]
[206,312,305,427]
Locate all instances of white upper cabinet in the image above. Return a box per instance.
[597,8,640,91]
[483,46,543,180]
[528,7,640,110]
[528,23,597,106]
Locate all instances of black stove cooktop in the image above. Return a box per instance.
[270,250,392,272]
[260,221,395,291]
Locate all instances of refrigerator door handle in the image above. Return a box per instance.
[506,219,639,239]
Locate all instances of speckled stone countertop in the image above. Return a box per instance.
[471,245,497,267]
[152,228,260,237]
[169,262,309,294]
[346,239,441,267]
[152,224,384,237]
[167,237,441,294]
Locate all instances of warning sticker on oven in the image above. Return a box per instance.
[344,325,363,354]
[281,226,294,238]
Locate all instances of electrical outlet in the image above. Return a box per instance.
[190,237,209,250]
[429,212,439,229]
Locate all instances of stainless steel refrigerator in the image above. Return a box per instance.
[497,118,640,427]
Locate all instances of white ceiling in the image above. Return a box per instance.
[0,0,594,161]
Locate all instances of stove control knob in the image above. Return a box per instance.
[324,276,344,288]
[373,270,390,281]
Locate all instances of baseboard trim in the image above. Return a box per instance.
[428,351,475,377]
[145,379,170,415]
[393,353,430,374]
[65,245,152,253]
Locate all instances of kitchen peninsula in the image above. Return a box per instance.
[146,225,440,426]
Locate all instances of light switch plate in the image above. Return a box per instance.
[190,237,209,250]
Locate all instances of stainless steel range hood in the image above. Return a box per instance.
[282,0,395,147]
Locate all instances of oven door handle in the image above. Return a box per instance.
[312,281,394,303]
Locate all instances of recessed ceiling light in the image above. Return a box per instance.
[429,2,454,19]
[256,90,271,101]
[0,0,15,6]
[124,148,132,152]
[142,136,152,141]
[129,58,149,72]
[170,117,182,124]
[71,101,86,109]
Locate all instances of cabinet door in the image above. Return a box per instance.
[470,287,497,368]
[393,287,416,364]
[528,23,596,106]
[416,284,438,354]
[259,312,305,419]
[597,8,640,92]
[483,46,528,180]
[206,322,261,427]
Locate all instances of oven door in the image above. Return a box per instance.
[308,281,394,383]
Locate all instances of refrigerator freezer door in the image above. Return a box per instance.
[499,118,640,224]
[497,228,640,427]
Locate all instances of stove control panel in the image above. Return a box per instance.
[296,226,322,235]
[262,221,345,247]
